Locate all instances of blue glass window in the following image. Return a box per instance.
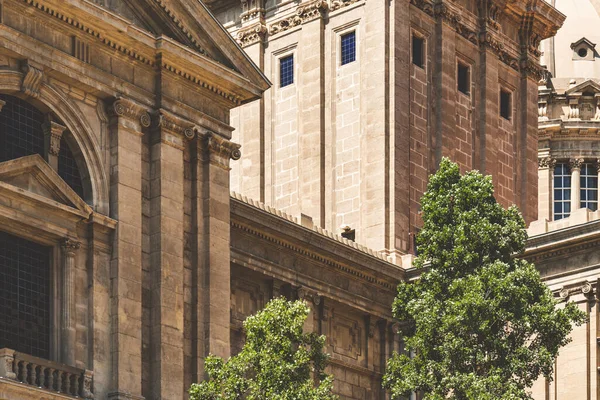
[554,163,571,220]
[580,163,598,211]
[280,55,294,88]
[341,31,356,65]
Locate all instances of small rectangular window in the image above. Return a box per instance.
[280,55,294,88]
[500,89,511,120]
[341,31,356,66]
[457,62,470,95]
[412,35,424,68]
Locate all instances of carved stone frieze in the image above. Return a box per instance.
[42,120,67,156]
[21,60,43,98]
[110,98,151,128]
[330,0,361,12]
[269,0,329,35]
[237,23,268,47]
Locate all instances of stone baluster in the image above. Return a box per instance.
[47,367,55,391]
[61,239,80,366]
[570,158,584,213]
[42,117,67,171]
[0,348,16,380]
[38,365,45,388]
[82,369,94,399]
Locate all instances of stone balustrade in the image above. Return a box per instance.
[0,348,93,399]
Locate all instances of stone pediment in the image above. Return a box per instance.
[0,155,92,218]
[88,0,269,87]
[565,79,600,96]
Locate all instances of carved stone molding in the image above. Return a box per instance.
[110,98,151,128]
[241,0,264,23]
[205,133,242,169]
[538,156,556,170]
[557,281,595,301]
[297,287,321,305]
[330,0,361,11]
[569,157,585,171]
[237,23,268,47]
[42,120,67,156]
[156,110,195,140]
[269,0,329,35]
[21,60,43,98]
[62,238,81,254]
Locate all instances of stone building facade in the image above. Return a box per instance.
[209,0,563,258]
[0,2,588,400]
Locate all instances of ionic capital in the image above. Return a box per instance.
[237,23,268,47]
[297,287,321,306]
[110,97,151,128]
[203,133,241,169]
[156,110,195,140]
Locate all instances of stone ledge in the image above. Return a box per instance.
[528,208,600,236]
[0,378,78,400]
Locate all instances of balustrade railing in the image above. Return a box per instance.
[0,348,93,399]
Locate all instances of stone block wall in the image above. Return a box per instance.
[216,0,558,256]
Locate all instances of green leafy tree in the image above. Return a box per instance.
[383,158,587,400]
[189,297,337,400]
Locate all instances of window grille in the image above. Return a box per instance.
[580,163,598,211]
[280,55,294,88]
[341,31,356,66]
[0,94,45,162]
[0,94,85,198]
[553,163,571,220]
[0,231,51,359]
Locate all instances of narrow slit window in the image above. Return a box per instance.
[457,62,470,95]
[412,35,424,68]
[280,55,294,88]
[500,89,512,120]
[341,31,356,65]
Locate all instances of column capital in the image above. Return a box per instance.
[202,133,241,169]
[237,22,268,47]
[61,238,81,254]
[42,119,67,156]
[297,287,321,306]
[538,156,556,170]
[155,109,195,140]
[569,157,585,171]
[110,97,151,129]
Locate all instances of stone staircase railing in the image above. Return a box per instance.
[0,348,93,399]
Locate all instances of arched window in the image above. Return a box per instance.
[0,94,85,199]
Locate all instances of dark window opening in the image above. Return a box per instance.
[578,48,588,58]
[500,89,512,120]
[0,94,85,198]
[412,36,424,68]
[341,31,356,66]
[0,231,51,359]
[457,62,470,95]
[280,55,294,88]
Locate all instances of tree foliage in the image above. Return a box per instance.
[189,297,337,400]
[383,158,587,400]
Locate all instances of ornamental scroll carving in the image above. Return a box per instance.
[237,23,268,47]
[156,111,195,140]
[111,98,151,128]
[205,133,242,169]
[558,281,594,300]
[21,60,44,99]
[269,0,328,35]
[569,158,585,171]
[42,119,67,156]
[537,157,556,169]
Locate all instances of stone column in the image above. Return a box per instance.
[107,97,149,400]
[42,118,66,171]
[297,287,319,333]
[570,158,584,213]
[149,111,191,399]
[537,157,555,221]
[298,1,326,226]
[61,238,80,366]
[196,132,240,379]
